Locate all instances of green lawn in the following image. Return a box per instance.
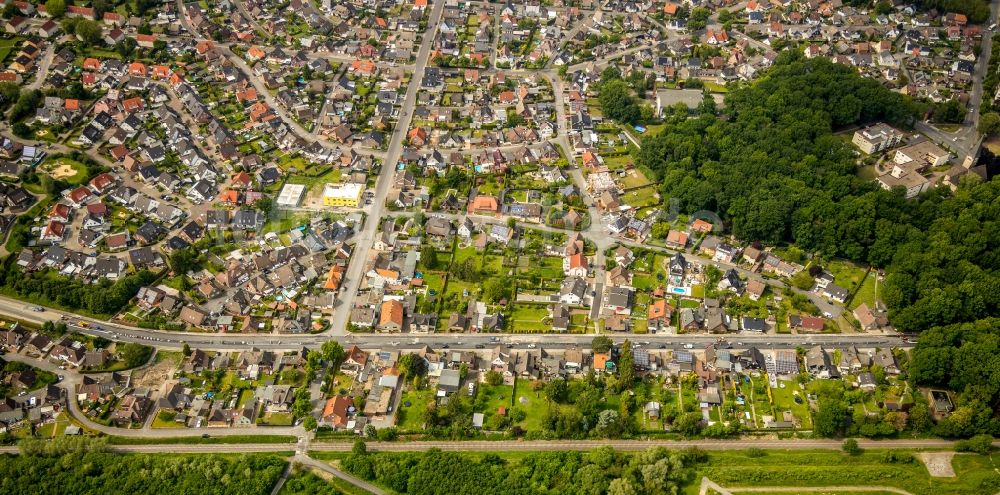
[397,387,435,432]
[511,378,548,432]
[286,167,342,190]
[702,81,729,93]
[481,254,504,275]
[508,303,550,332]
[518,255,565,280]
[106,435,297,445]
[35,412,72,438]
[263,212,312,234]
[259,412,294,426]
[151,410,185,428]
[679,298,701,309]
[825,259,869,294]
[620,169,652,189]
[452,246,479,266]
[473,382,515,425]
[154,350,184,366]
[0,37,19,63]
[768,380,812,429]
[621,186,661,208]
[603,154,633,170]
[420,270,446,290]
[632,271,665,291]
[849,270,878,310]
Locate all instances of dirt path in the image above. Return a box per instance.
[699,477,915,495]
[700,477,734,495]
[731,487,913,495]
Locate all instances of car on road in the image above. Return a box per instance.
[527,343,537,349]
[474,344,485,349]
[683,343,694,349]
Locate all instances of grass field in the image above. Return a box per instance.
[621,186,661,208]
[767,380,812,429]
[106,435,297,445]
[473,382,515,427]
[286,167,342,189]
[151,410,185,429]
[509,303,550,332]
[35,412,72,438]
[397,388,434,431]
[511,378,548,431]
[686,449,1000,495]
[849,270,879,310]
[519,256,564,280]
[0,37,21,63]
[263,211,311,234]
[620,169,652,189]
[826,259,869,294]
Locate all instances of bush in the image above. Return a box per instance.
[881,451,914,464]
[955,434,994,454]
[842,438,862,455]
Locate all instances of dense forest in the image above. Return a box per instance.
[636,53,915,255]
[909,318,1000,437]
[0,255,157,316]
[2,438,286,494]
[916,0,991,23]
[342,444,695,495]
[632,52,1000,436]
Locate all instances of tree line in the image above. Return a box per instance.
[4,438,287,495]
[0,255,158,317]
[343,444,697,495]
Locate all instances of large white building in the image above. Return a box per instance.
[276,183,306,207]
[852,123,904,154]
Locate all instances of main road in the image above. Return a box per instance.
[327,0,446,336]
[0,293,905,353]
[913,0,1000,162]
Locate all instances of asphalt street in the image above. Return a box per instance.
[0,290,904,353]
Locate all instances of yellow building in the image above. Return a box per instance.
[323,183,363,207]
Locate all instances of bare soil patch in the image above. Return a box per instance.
[916,451,956,477]
[132,357,177,388]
